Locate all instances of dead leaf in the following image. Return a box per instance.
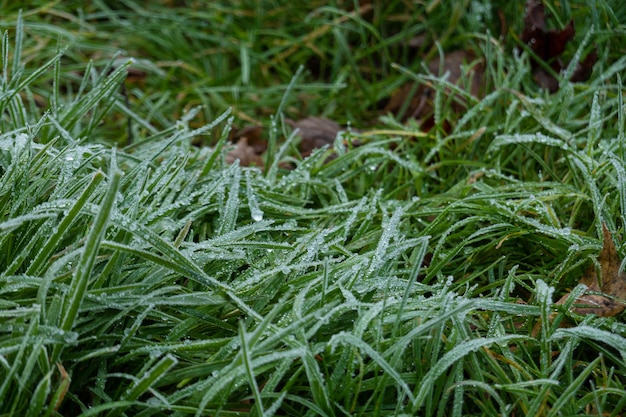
[570,48,598,83]
[229,125,266,154]
[225,125,265,167]
[521,0,596,92]
[285,117,343,155]
[54,362,70,411]
[556,224,626,317]
[522,0,574,63]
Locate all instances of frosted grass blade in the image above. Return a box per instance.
[551,325,626,361]
[393,236,429,336]
[585,91,601,155]
[26,369,51,417]
[105,354,178,417]
[217,163,241,235]
[330,332,414,404]
[0,213,54,234]
[53,158,121,362]
[412,335,528,412]
[11,10,22,78]
[26,170,104,275]
[239,321,265,416]
[60,60,130,131]
[245,171,264,222]
[547,356,600,416]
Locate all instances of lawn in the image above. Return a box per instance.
[1,1,626,416]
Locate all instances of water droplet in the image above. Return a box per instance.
[251,211,263,222]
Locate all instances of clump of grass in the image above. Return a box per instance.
[1,1,626,416]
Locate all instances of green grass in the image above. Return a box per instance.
[1,1,626,416]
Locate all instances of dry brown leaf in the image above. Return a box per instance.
[285,117,343,155]
[229,125,266,154]
[521,0,597,92]
[225,136,265,167]
[225,125,265,167]
[521,0,574,63]
[556,224,626,317]
[570,48,598,83]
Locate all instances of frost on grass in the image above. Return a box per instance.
[489,133,571,152]
[245,170,264,222]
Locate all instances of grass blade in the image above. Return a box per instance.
[239,321,265,417]
[53,154,121,361]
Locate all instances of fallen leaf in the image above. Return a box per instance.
[556,224,626,317]
[520,0,596,92]
[225,125,265,167]
[569,48,598,83]
[522,0,574,63]
[285,117,343,155]
[229,125,266,154]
